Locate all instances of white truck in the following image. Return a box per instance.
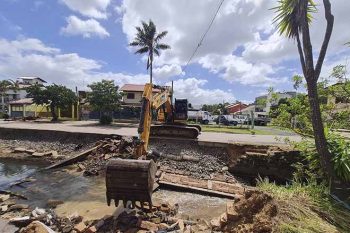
[188,110,213,124]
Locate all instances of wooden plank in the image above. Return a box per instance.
[44,146,99,170]
[158,181,241,199]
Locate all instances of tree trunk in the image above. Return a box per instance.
[50,104,58,122]
[150,51,153,84]
[306,80,334,181]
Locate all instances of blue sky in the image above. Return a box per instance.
[0,0,349,105]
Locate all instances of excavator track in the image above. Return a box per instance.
[150,124,200,139]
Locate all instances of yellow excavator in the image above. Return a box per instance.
[105,83,200,208]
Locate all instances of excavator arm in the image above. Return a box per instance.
[106,83,200,209]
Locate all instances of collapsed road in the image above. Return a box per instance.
[0,129,301,232]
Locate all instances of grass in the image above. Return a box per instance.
[257,178,350,233]
[200,125,275,135]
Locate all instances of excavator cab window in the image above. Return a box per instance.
[174,99,188,121]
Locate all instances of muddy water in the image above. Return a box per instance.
[0,158,46,189]
[8,165,226,221]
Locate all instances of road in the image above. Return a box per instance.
[0,120,302,146]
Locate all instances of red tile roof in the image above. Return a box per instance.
[120,84,161,92]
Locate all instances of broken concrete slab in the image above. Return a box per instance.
[14,147,26,153]
[25,149,36,154]
[32,152,46,157]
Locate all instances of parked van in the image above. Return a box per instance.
[188,110,213,124]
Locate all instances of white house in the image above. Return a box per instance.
[0,77,47,113]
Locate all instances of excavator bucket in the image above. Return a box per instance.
[105,159,156,208]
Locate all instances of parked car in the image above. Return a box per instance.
[215,115,238,126]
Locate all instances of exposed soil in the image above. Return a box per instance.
[222,190,278,233]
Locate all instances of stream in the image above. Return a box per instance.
[1,159,227,221]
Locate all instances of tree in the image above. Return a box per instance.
[129,20,170,84]
[87,80,122,122]
[273,0,335,180]
[0,79,18,112]
[26,84,77,121]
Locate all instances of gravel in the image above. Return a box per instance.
[150,139,229,179]
[0,139,93,156]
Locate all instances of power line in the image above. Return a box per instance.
[183,0,225,72]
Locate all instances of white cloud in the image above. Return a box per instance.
[153,64,184,80]
[0,37,146,88]
[119,0,274,65]
[61,15,110,38]
[199,54,286,86]
[167,78,235,105]
[60,0,111,19]
[0,37,234,104]
[118,0,350,88]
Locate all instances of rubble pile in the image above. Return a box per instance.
[210,190,278,233]
[79,136,139,176]
[1,191,206,233]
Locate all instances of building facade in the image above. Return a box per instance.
[0,77,46,113]
[119,84,161,106]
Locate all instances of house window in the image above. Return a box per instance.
[127,93,135,99]
[12,106,23,111]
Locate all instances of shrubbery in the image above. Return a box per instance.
[99,115,113,125]
[294,132,350,182]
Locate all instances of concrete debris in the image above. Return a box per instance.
[32,152,45,157]
[8,203,29,211]
[14,147,27,153]
[20,220,55,233]
[0,194,10,202]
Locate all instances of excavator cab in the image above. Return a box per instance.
[105,83,201,209]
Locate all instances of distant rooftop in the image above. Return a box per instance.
[17,76,47,83]
[120,84,161,93]
[8,98,33,105]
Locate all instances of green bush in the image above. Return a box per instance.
[0,113,9,119]
[294,132,350,182]
[99,115,113,125]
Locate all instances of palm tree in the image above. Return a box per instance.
[0,79,18,113]
[273,0,335,181]
[129,20,170,84]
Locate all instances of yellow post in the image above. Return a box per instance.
[23,104,26,117]
[58,108,61,119]
[71,104,75,120]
